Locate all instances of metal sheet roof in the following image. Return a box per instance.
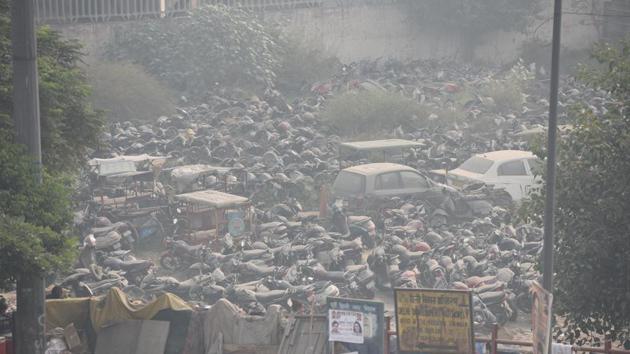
[340,139,423,151]
[174,189,249,208]
[344,163,416,176]
[476,150,534,161]
[88,154,166,165]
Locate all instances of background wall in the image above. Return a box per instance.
[52,0,611,66]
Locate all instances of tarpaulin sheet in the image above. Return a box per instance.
[89,288,191,330]
[46,288,191,332]
[46,297,91,330]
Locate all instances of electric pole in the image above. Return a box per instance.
[543,0,562,295]
[543,0,562,352]
[11,0,46,353]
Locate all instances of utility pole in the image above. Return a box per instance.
[543,0,562,294]
[11,0,46,353]
[544,0,562,351]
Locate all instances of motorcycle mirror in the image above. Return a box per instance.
[173,218,178,225]
[287,299,293,307]
[176,208,182,214]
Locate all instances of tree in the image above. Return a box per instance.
[523,40,630,343]
[0,130,76,289]
[400,0,542,60]
[0,0,103,172]
[106,4,282,99]
[0,0,97,288]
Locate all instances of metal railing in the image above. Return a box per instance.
[201,0,324,10]
[34,0,399,23]
[35,0,165,23]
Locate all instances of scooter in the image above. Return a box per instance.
[330,201,377,248]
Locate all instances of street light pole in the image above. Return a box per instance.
[11,0,46,353]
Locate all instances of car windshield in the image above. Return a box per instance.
[458,156,493,174]
[333,171,365,195]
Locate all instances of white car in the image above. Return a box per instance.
[430,150,542,201]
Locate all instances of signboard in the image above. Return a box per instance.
[394,288,474,354]
[226,211,245,236]
[327,297,385,354]
[328,309,364,344]
[531,281,553,354]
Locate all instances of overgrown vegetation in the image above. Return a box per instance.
[88,61,176,121]
[322,90,427,137]
[275,35,340,95]
[523,39,630,343]
[479,61,534,112]
[106,5,282,99]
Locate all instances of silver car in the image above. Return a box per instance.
[332,163,452,202]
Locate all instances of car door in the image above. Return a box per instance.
[371,171,404,198]
[399,170,446,204]
[524,157,543,196]
[489,159,532,200]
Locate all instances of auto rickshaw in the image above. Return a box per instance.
[172,189,254,249]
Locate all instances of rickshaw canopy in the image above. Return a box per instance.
[174,189,249,209]
[340,139,423,152]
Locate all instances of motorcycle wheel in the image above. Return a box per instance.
[516,292,532,314]
[361,233,375,249]
[160,254,181,271]
[507,298,519,321]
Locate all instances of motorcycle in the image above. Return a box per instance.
[160,238,207,271]
[330,201,377,248]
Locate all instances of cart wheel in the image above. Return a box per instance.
[160,254,180,271]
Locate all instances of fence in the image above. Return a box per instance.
[34,0,399,23]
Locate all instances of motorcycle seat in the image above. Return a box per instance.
[478,291,505,305]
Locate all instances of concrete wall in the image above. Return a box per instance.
[265,2,605,65]
[54,1,607,65]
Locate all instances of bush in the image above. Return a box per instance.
[276,35,340,96]
[479,61,534,113]
[106,5,282,99]
[88,62,175,121]
[322,90,427,137]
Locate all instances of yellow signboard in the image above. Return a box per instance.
[394,288,474,354]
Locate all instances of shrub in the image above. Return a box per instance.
[106,5,282,99]
[276,35,340,96]
[88,61,175,121]
[322,90,427,137]
[479,61,534,113]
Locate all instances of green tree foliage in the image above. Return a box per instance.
[106,5,282,98]
[0,131,76,289]
[524,40,630,343]
[0,0,103,172]
[0,0,94,288]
